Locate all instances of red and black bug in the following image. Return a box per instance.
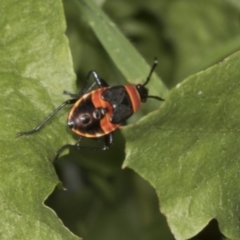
[17,59,164,161]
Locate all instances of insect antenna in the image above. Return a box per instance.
[143,58,158,86]
[142,58,165,101]
[147,95,164,101]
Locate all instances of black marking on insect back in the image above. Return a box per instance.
[102,86,133,124]
[111,104,133,124]
[102,86,130,107]
[68,95,104,135]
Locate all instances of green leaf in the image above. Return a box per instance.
[0,0,79,239]
[122,51,240,239]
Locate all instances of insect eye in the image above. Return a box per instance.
[93,110,101,119]
[80,114,91,125]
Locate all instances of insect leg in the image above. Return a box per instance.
[103,133,113,149]
[63,70,109,98]
[53,134,113,162]
[76,133,113,151]
[53,137,83,162]
[17,98,78,137]
[88,71,109,88]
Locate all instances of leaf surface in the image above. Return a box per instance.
[0,0,79,239]
[123,52,240,239]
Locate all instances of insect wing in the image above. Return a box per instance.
[102,86,133,124]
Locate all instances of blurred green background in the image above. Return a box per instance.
[46,0,240,239]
